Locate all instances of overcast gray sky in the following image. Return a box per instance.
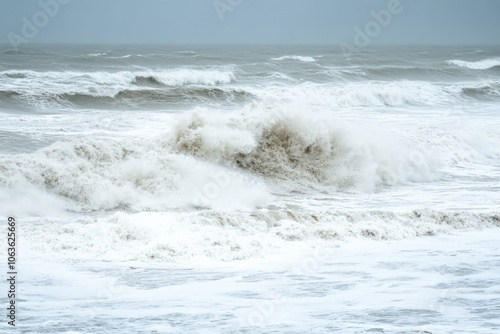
[1,0,499,45]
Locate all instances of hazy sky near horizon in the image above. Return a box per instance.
[1,0,499,45]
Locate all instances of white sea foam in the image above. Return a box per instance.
[18,210,500,263]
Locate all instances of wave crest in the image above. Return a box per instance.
[272,55,316,62]
[448,58,500,70]
[0,69,235,86]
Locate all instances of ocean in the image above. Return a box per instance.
[1,44,499,333]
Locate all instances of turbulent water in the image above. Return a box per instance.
[1,45,500,333]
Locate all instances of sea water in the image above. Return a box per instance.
[1,45,499,333]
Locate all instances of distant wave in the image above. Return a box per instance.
[0,69,237,109]
[81,51,196,59]
[448,58,500,70]
[82,53,154,59]
[0,87,253,110]
[2,69,498,109]
[272,55,316,62]
[245,81,461,107]
[108,55,132,59]
[0,69,235,86]
[86,53,107,57]
[176,51,197,56]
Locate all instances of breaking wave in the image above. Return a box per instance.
[2,104,495,214]
[246,81,457,107]
[0,106,461,213]
[448,58,500,70]
[171,108,445,191]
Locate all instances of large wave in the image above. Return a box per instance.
[171,108,441,190]
[0,106,498,211]
[4,106,493,214]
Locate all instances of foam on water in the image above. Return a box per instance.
[17,210,500,263]
[14,228,500,333]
